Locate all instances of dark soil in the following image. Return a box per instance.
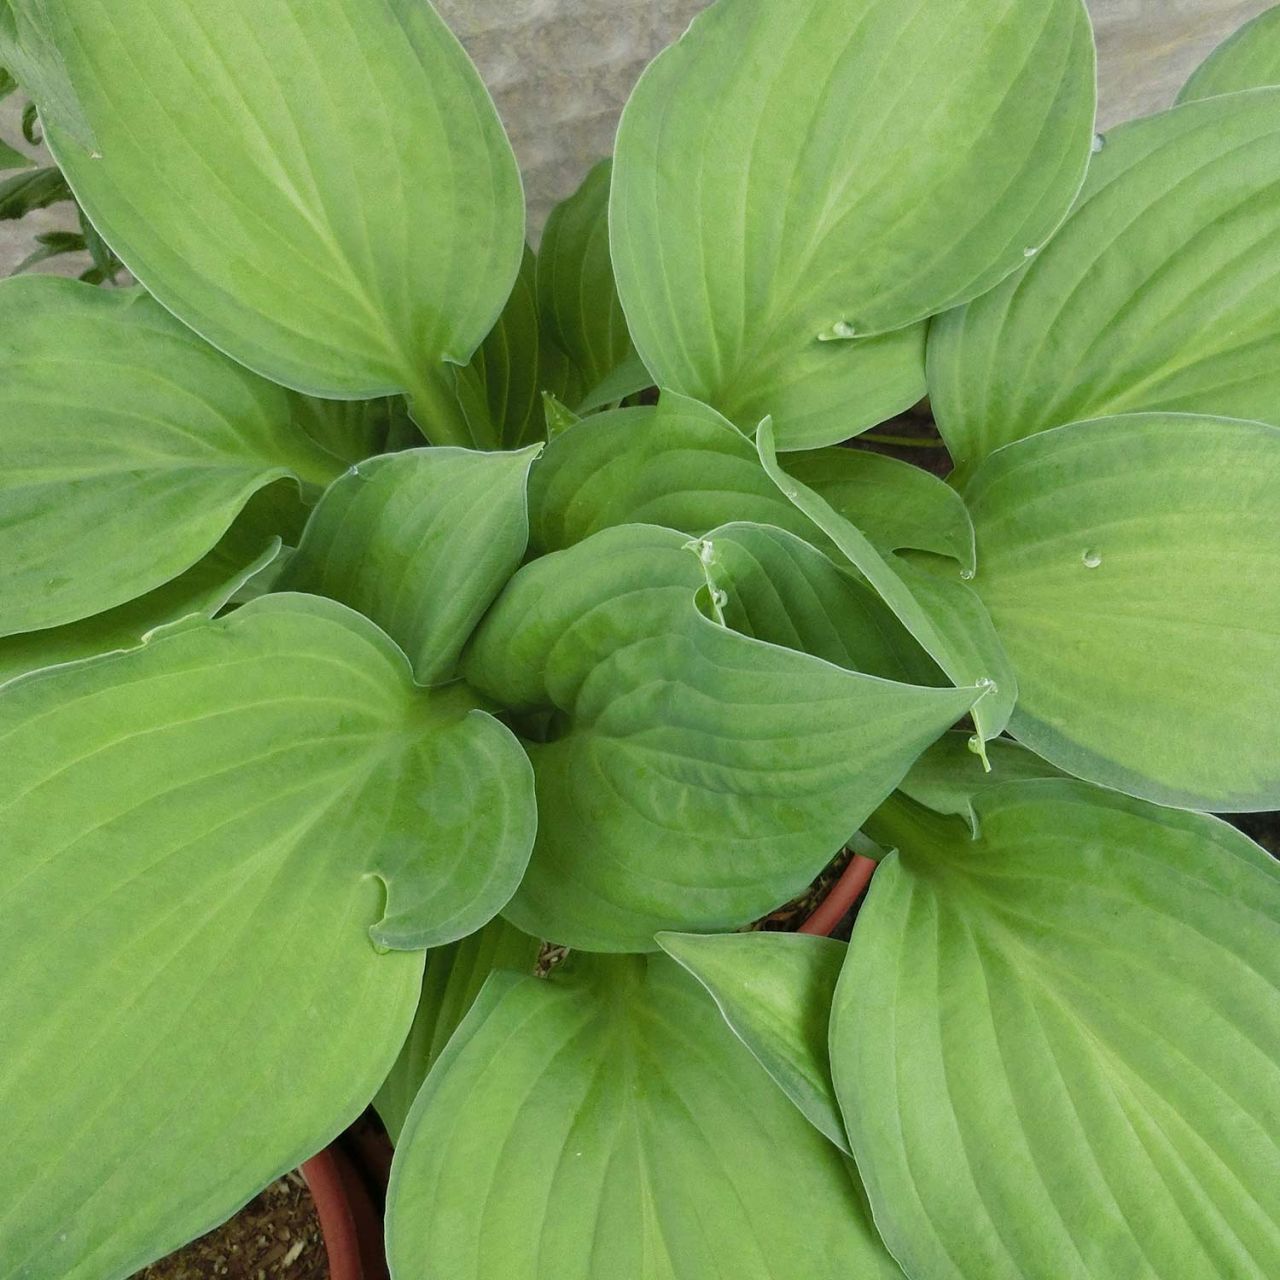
[132,1173,327,1280]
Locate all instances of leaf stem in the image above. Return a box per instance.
[858,432,942,449]
[797,854,877,936]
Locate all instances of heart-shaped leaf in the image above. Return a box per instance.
[834,781,1280,1280]
[464,521,974,950]
[0,278,341,636]
[385,953,902,1280]
[964,412,1280,810]
[931,90,1280,474]
[282,445,540,684]
[0,593,536,1280]
[42,0,523,435]
[658,931,850,1154]
[610,0,1095,448]
[1180,6,1280,102]
[374,918,540,1142]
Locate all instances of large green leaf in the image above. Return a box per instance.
[757,421,1015,747]
[1180,6,1280,102]
[930,91,1280,474]
[282,445,539,684]
[658,931,849,1154]
[0,518,281,689]
[610,0,1095,449]
[528,390,969,565]
[834,782,1280,1280]
[536,158,636,405]
[288,391,416,467]
[374,918,540,1142]
[965,412,1280,810]
[386,953,902,1280]
[0,278,341,636]
[42,0,523,438]
[0,594,535,1280]
[464,521,974,950]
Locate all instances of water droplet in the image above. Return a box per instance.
[1092,133,1106,153]
[1023,245,1039,259]
[699,541,716,565]
[817,320,858,342]
[1082,548,1103,569]
[966,734,984,757]
[975,676,998,694]
[959,567,975,581]
[711,589,728,609]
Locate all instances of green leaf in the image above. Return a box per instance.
[0,133,31,169]
[657,931,849,1154]
[386,953,902,1280]
[931,91,1280,474]
[42,0,523,437]
[464,521,975,950]
[783,447,975,569]
[574,348,654,415]
[834,782,1280,1280]
[0,161,67,218]
[0,0,95,148]
[282,446,539,685]
[0,518,281,689]
[536,158,636,403]
[288,391,415,468]
[527,392,808,554]
[757,420,1015,746]
[529,389,969,567]
[610,0,1095,449]
[895,730,1065,833]
[1180,5,1280,102]
[9,227,83,273]
[0,278,341,636]
[964,412,1280,810]
[0,593,536,1280]
[374,918,540,1142]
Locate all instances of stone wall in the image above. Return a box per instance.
[1,0,1272,275]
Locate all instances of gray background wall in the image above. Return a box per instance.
[1,0,1273,275]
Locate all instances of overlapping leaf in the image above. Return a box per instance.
[0,278,340,636]
[282,445,539,684]
[386,954,901,1280]
[374,918,540,1142]
[464,521,973,950]
[964,412,1280,809]
[42,0,523,434]
[0,594,536,1280]
[930,90,1280,473]
[835,782,1280,1280]
[658,931,849,1153]
[610,0,1095,448]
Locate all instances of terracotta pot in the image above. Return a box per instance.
[300,1117,394,1280]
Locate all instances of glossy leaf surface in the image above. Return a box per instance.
[386,954,901,1280]
[931,91,1280,472]
[0,278,339,636]
[44,0,523,420]
[965,413,1280,809]
[0,594,536,1280]
[835,782,1280,1280]
[283,445,539,684]
[611,0,1095,447]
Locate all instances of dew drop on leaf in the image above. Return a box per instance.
[1082,548,1103,569]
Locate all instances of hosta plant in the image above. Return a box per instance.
[2,1,1279,1278]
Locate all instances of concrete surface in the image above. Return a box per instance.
[1,0,1273,276]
